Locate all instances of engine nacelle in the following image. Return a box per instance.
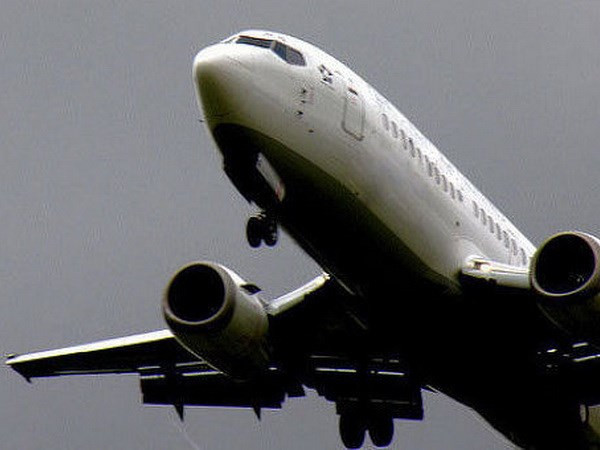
[531,231,600,343]
[162,261,270,379]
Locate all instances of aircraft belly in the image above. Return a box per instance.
[211,123,458,302]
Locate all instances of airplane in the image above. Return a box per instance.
[8,29,600,449]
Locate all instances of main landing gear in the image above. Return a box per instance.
[339,410,394,448]
[246,212,278,248]
[329,357,422,449]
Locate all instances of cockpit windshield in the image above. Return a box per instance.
[235,36,306,66]
[235,36,274,48]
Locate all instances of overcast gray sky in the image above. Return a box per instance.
[1,1,600,449]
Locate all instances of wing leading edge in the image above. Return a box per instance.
[6,329,196,380]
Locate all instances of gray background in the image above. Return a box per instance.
[1,1,599,449]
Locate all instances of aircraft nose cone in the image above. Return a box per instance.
[193,47,251,122]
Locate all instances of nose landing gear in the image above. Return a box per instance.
[246,213,278,248]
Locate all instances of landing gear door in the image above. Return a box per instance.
[256,153,285,203]
[342,82,365,141]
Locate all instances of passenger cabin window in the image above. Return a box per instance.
[399,130,406,149]
[457,190,463,202]
[441,175,448,192]
[391,121,398,138]
[521,248,528,266]
[503,231,509,248]
[272,41,306,66]
[496,223,502,240]
[409,138,416,157]
[512,239,518,256]
[480,208,487,226]
[489,216,494,234]
[473,201,479,217]
[449,182,455,199]
[382,114,389,131]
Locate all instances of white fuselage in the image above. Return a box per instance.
[193,30,536,289]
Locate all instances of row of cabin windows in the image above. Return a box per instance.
[472,200,528,266]
[382,114,529,267]
[381,114,464,203]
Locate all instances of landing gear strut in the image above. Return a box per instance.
[246,213,278,248]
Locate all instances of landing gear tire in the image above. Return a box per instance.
[339,413,366,449]
[246,213,278,248]
[246,216,262,248]
[368,415,394,448]
[264,219,278,247]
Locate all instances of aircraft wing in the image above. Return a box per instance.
[6,329,198,380]
[460,256,600,407]
[6,274,332,381]
[6,327,303,412]
[4,255,526,376]
[6,274,422,417]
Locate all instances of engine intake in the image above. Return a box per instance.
[166,264,229,327]
[531,231,600,298]
[163,262,270,379]
[531,231,600,344]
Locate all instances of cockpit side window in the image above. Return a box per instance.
[236,36,274,48]
[272,41,306,66]
[287,47,306,66]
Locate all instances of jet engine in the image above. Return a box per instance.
[531,231,600,343]
[163,261,270,379]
